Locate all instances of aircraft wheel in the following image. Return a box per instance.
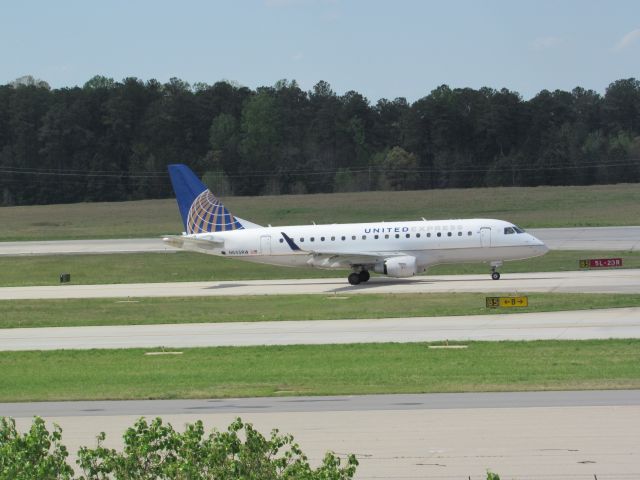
[359,270,370,282]
[348,272,361,285]
[491,271,501,280]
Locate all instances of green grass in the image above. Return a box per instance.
[1,340,638,402]
[1,183,639,241]
[0,250,638,287]
[1,293,639,329]
[0,252,333,287]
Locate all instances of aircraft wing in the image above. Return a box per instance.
[162,235,224,253]
[279,232,404,267]
[303,250,403,268]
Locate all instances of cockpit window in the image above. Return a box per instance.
[504,227,515,235]
[513,225,525,233]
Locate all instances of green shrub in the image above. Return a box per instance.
[1,417,357,480]
[0,417,73,480]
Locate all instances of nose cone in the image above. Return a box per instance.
[527,234,549,256]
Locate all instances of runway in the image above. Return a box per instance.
[5,391,640,479]
[1,307,638,351]
[1,269,638,300]
[0,226,638,256]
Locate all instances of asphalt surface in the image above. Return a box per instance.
[0,226,638,256]
[5,391,640,479]
[3,390,639,417]
[1,269,638,300]
[2,307,639,351]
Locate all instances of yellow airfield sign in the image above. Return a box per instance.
[486,296,529,308]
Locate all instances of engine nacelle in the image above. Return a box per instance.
[374,255,418,278]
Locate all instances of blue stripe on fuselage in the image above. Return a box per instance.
[280,232,301,251]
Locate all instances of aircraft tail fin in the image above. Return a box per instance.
[167,164,260,234]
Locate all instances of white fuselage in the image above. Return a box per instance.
[183,218,548,272]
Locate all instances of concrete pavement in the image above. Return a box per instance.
[1,307,639,351]
[6,392,640,479]
[1,269,638,300]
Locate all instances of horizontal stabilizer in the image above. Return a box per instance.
[163,235,224,253]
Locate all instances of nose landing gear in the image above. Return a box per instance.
[490,261,503,280]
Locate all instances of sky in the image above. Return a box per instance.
[1,0,639,102]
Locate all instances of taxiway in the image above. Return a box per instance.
[1,269,638,300]
[1,307,639,351]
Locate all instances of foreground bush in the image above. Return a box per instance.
[1,416,357,480]
[0,417,73,479]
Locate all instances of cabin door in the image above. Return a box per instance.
[480,227,491,247]
[260,235,271,255]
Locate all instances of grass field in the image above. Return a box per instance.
[1,250,638,287]
[2,293,639,329]
[1,340,638,401]
[1,183,639,241]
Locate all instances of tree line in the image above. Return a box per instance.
[0,75,639,206]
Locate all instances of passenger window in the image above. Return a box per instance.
[300,238,304,242]
[341,236,346,241]
[321,237,325,241]
[374,234,379,239]
[447,232,452,237]
[427,233,431,238]
[416,233,421,238]
[279,238,284,243]
[395,234,400,239]
[385,234,389,239]
[310,237,315,242]
[405,233,410,238]
[331,236,335,241]
[458,232,462,236]
[362,235,366,240]
[437,232,442,237]
[351,235,356,240]
[468,231,472,236]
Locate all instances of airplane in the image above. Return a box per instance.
[164,164,549,285]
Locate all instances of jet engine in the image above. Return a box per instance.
[374,255,418,278]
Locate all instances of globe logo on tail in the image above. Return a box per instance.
[186,190,243,233]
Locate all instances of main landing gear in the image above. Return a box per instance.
[348,269,370,285]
